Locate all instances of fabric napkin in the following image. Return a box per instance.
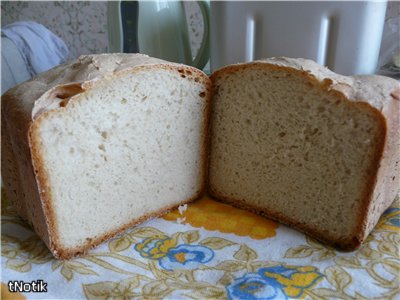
[1,192,399,299]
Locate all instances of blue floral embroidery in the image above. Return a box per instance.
[378,207,400,231]
[134,235,177,260]
[389,218,400,227]
[159,244,214,271]
[226,273,286,300]
[134,237,214,271]
[227,265,323,300]
[383,207,400,227]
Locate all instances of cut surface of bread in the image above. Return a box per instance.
[3,55,398,258]
[209,58,400,250]
[2,54,211,259]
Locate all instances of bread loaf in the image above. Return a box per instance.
[3,55,398,257]
[2,53,211,259]
[209,57,400,250]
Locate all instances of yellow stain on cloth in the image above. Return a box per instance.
[163,195,278,239]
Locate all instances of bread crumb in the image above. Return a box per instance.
[176,217,186,224]
[178,204,187,215]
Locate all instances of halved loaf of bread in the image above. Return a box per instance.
[2,54,211,259]
[209,58,400,250]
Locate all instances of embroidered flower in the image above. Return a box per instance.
[134,236,215,271]
[259,265,323,298]
[159,244,214,271]
[226,273,286,300]
[134,235,177,259]
[378,207,400,231]
[227,265,323,300]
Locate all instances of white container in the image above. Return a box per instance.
[210,1,388,75]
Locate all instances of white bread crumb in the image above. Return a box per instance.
[178,204,188,215]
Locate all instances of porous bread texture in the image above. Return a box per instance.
[2,53,211,259]
[3,55,398,258]
[209,57,400,250]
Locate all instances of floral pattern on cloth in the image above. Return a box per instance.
[377,207,400,231]
[135,235,214,271]
[226,265,323,300]
[1,190,399,299]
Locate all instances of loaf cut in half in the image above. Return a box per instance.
[2,54,211,259]
[209,57,400,250]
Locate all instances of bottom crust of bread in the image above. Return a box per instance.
[51,192,203,260]
[208,190,363,251]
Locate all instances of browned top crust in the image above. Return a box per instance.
[3,53,209,121]
[211,57,400,112]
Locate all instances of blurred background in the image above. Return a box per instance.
[1,1,204,59]
[1,1,399,94]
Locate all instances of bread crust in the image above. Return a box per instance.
[2,54,211,259]
[209,58,399,250]
[2,89,51,247]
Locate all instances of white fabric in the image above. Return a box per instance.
[1,36,31,94]
[1,21,69,77]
